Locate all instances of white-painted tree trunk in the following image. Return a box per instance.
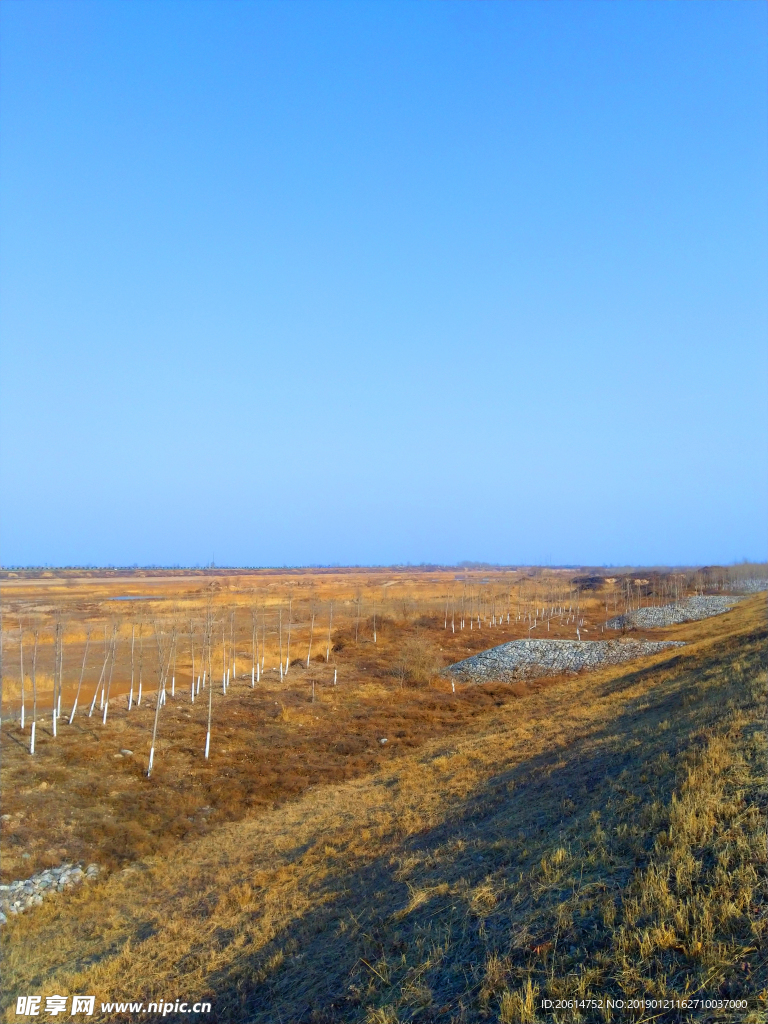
[326,603,333,662]
[231,611,236,681]
[147,628,175,777]
[190,628,195,703]
[222,623,227,691]
[19,622,25,731]
[251,611,256,687]
[89,649,110,717]
[30,630,38,754]
[205,621,214,760]
[55,623,63,728]
[307,613,315,668]
[279,608,283,679]
[69,629,91,724]
[52,626,58,738]
[261,605,266,672]
[171,674,175,697]
[128,626,135,711]
[102,630,117,725]
[137,627,144,706]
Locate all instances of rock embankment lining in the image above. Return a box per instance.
[0,863,100,925]
[445,638,684,684]
[606,595,743,630]
[726,578,768,594]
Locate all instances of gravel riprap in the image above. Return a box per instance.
[445,638,684,684]
[725,578,768,594]
[606,595,743,630]
[0,862,100,925]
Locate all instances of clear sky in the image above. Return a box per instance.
[1,1,766,568]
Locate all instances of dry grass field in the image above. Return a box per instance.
[0,567,645,881]
[1,569,765,1022]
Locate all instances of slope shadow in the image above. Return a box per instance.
[187,633,764,1023]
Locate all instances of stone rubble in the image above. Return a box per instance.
[446,638,684,684]
[724,578,768,594]
[0,863,100,925]
[605,595,744,630]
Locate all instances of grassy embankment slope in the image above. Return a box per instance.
[2,597,766,1023]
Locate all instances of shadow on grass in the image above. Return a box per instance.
[186,629,766,1023]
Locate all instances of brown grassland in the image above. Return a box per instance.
[0,570,765,1022]
[0,567,651,882]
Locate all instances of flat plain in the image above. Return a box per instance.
[1,567,765,1022]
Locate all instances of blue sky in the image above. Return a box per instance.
[1,1,766,567]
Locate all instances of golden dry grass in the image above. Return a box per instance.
[1,588,764,1022]
[0,566,641,882]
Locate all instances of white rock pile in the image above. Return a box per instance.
[606,595,743,630]
[0,862,100,925]
[446,638,684,683]
[725,578,768,594]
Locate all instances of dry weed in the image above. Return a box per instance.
[1,595,765,1023]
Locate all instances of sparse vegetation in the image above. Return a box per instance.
[0,569,765,1022]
